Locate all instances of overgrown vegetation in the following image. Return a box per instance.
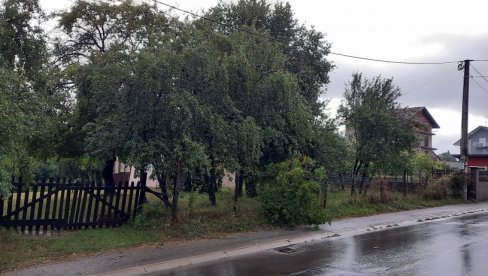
[259,158,329,226]
[0,187,465,272]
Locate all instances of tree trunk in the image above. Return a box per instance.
[155,170,171,208]
[380,178,386,203]
[359,162,369,194]
[363,168,376,196]
[351,160,362,196]
[237,170,244,197]
[208,158,217,206]
[207,135,217,206]
[322,180,328,207]
[233,170,245,213]
[171,161,182,222]
[340,173,345,191]
[402,169,407,198]
[139,167,147,205]
[102,156,116,192]
[245,172,258,197]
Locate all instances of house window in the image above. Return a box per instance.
[480,138,487,147]
[424,137,429,148]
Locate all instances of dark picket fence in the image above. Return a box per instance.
[0,178,146,233]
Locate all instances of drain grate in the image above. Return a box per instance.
[276,247,297,254]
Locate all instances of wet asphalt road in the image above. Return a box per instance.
[164,213,488,276]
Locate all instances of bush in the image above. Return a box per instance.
[423,175,453,200]
[450,172,467,198]
[367,177,392,204]
[259,157,329,227]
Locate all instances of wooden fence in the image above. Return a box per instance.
[0,179,145,233]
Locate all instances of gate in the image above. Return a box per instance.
[0,179,145,233]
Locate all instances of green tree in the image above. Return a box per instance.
[57,0,341,219]
[53,0,179,186]
[438,151,456,162]
[412,152,442,184]
[339,73,417,195]
[54,0,176,156]
[0,0,69,190]
[206,0,333,116]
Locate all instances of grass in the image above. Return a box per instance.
[0,187,466,272]
[326,189,464,219]
[0,189,271,272]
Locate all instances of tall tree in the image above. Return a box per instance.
[0,0,69,187]
[339,73,416,195]
[54,0,178,185]
[0,0,46,88]
[54,0,176,153]
[205,0,333,116]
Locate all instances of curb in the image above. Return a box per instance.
[94,206,488,276]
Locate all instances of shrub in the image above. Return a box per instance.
[367,177,392,204]
[423,175,453,200]
[259,157,330,227]
[450,172,466,198]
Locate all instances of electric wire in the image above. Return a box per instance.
[402,66,457,96]
[329,52,458,65]
[151,0,271,39]
[151,0,488,65]
[470,64,488,85]
[471,77,488,95]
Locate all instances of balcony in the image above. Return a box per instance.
[473,142,488,149]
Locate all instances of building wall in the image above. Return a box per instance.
[468,128,488,155]
[113,158,158,187]
[415,112,433,134]
[475,170,488,201]
[221,169,236,188]
[468,156,488,170]
[113,157,235,189]
[414,110,436,158]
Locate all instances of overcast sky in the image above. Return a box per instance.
[40,0,488,154]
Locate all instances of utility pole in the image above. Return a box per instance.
[460,59,471,200]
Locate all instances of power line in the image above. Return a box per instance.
[471,77,488,95]
[470,64,488,85]
[329,52,459,65]
[402,66,456,96]
[151,0,270,39]
[151,0,487,66]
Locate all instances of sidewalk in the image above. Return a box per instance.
[5,202,488,276]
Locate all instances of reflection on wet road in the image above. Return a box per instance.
[164,213,488,275]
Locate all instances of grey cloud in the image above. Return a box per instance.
[325,33,488,116]
[322,33,488,154]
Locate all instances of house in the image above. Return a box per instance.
[402,106,440,158]
[345,106,440,158]
[453,126,488,170]
[112,157,236,188]
[112,157,158,187]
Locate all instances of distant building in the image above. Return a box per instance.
[454,126,488,170]
[345,106,440,158]
[402,106,440,158]
[113,157,158,187]
[112,157,236,188]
